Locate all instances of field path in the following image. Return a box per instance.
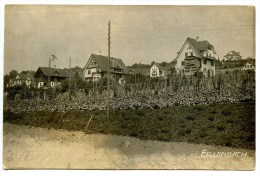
[3,123,255,170]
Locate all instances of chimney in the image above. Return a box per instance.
[196,36,199,41]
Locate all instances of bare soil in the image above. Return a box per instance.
[3,123,255,170]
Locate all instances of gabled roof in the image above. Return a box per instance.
[187,37,216,56]
[245,60,255,67]
[34,67,71,78]
[17,73,34,80]
[224,50,241,57]
[176,37,217,61]
[84,54,128,74]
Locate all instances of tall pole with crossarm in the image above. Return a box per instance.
[107,21,111,119]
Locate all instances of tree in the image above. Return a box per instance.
[160,61,168,67]
[4,74,10,90]
[151,61,155,66]
[9,70,18,79]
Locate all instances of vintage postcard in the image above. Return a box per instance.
[3,5,255,170]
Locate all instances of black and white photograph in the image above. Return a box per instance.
[2,5,256,170]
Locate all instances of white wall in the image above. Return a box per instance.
[84,68,99,78]
[201,59,215,76]
[176,42,200,74]
[202,50,215,58]
[150,65,159,77]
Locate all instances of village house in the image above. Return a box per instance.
[175,36,217,76]
[150,63,165,78]
[241,60,255,71]
[223,50,242,61]
[34,67,72,88]
[8,73,35,88]
[82,54,128,84]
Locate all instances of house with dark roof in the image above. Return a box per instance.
[175,36,217,76]
[34,67,72,88]
[223,51,242,61]
[82,54,128,83]
[150,63,165,78]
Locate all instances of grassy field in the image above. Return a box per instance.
[4,101,255,150]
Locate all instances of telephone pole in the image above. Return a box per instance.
[48,57,51,86]
[107,20,111,119]
[69,56,72,94]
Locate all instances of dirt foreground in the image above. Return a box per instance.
[3,123,255,170]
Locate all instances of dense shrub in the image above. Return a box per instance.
[221,110,232,116]
[3,101,255,150]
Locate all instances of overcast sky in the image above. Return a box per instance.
[4,5,255,74]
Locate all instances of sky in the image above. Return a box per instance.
[4,5,255,74]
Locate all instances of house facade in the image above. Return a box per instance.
[223,51,242,61]
[8,73,35,88]
[82,54,128,84]
[150,63,165,78]
[241,61,255,71]
[34,67,71,88]
[175,37,216,76]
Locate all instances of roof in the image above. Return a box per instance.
[245,60,255,67]
[17,73,34,80]
[130,68,150,76]
[153,63,164,70]
[34,67,71,78]
[224,50,241,57]
[86,54,128,74]
[187,37,216,59]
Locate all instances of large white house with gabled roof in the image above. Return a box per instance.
[175,37,217,76]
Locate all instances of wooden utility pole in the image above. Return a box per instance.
[48,54,57,87]
[48,57,51,86]
[69,56,72,94]
[107,20,111,119]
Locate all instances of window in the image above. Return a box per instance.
[190,52,193,56]
[185,53,188,58]
[203,59,207,64]
[181,61,185,65]
[189,47,191,49]
[88,70,91,74]
[203,68,207,73]
[211,61,214,66]
[152,71,157,77]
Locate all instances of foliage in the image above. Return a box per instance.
[9,70,18,79]
[4,101,255,150]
